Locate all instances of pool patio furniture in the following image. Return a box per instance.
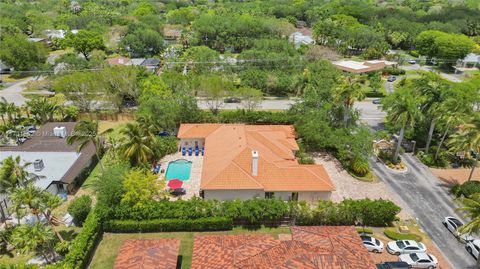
[188,147,193,156]
[181,147,186,156]
[201,147,205,156]
[167,179,183,189]
[195,147,199,156]
[170,187,186,196]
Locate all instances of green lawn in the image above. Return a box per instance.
[89,226,291,269]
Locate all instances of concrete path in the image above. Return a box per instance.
[370,153,475,269]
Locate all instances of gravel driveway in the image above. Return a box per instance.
[314,153,412,220]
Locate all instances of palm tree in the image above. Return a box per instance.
[383,87,421,164]
[414,73,447,154]
[118,122,155,167]
[457,194,480,268]
[334,76,364,128]
[448,116,480,181]
[11,223,56,264]
[26,97,58,123]
[0,97,7,124]
[67,120,112,172]
[0,155,42,192]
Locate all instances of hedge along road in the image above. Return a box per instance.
[370,153,475,269]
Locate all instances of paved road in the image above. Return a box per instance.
[401,64,462,82]
[198,99,386,129]
[370,153,475,269]
[0,76,48,105]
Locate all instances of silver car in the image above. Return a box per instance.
[399,253,438,268]
[442,216,476,243]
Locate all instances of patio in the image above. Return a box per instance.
[158,151,203,200]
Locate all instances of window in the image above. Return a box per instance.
[291,192,299,201]
[265,192,274,199]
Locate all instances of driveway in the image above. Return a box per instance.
[370,153,475,269]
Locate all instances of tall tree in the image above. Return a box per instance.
[64,30,105,61]
[383,87,421,163]
[0,156,42,192]
[0,35,47,71]
[11,223,56,264]
[333,76,364,128]
[448,116,480,181]
[67,120,112,172]
[457,194,480,268]
[118,122,155,167]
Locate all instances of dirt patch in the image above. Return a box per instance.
[431,167,479,185]
[313,152,412,220]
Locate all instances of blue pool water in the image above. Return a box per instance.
[165,159,192,181]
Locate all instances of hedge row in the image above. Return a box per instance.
[104,217,233,233]
[384,229,423,242]
[62,210,102,269]
[107,197,400,227]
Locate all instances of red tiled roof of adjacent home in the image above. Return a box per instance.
[113,239,180,269]
[190,226,376,269]
[177,124,334,192]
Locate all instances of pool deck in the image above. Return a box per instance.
[158,151,203,200]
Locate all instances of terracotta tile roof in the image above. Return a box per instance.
[107,56,132,66]
[177,124,334,192]
[191,226,376,269]
[114,239,180,269]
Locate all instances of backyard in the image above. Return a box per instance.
[89,226,291,269]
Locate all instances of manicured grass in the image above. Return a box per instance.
[89,226,291,269]
[383,228,423,242]
[356,227,373,234]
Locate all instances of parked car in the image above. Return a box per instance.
[408,59,416,64]
[442,216,475,243]
[387,75,397,82]
[387,240,426,255]
[376,261,411,269]
[224,97,241,103]
[466,239,480,259]
[372,99,382,104]
[361,235,384,253]
[399,253,437,268]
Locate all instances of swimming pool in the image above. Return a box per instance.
[165,159,192,181]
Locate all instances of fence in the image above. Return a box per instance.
[78,112,135,121]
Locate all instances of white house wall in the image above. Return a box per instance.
[204,190,331,203]
[180,139,205,149]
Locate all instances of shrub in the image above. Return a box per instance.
[452,181,480,198]
[104,217,232,233]
[68,195,92,227]
[384,229,422,242]
[365,91,385,98]
[350,159,370,177]
[356,227,373,234]
[63,210,102,269]
[381,67,405,75]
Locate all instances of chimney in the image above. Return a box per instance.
[252,150,259,177]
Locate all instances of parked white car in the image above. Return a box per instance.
[387,240,426,255]
[442,216,476,243]
[466,239,480,259]
[360,235,384,253]
[399,253,438,268]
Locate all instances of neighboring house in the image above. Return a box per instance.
[44,30,67,39]
[332,60,398,73]
[163,25,183,45]
[458,53,480,68]
[141,58,161,73]
[107,56,132,66]
[130,58,146,66]
[0,122,95,195]
[191,226,377,269]
[289,31,314,48]
[114,239,180,269]
[177,124,335,202]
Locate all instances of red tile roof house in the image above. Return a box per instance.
[191,226,377,269]
[177,124,335,202]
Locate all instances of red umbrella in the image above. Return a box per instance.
[167,179,183,189]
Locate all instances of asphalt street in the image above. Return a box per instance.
[371,153,475,269]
